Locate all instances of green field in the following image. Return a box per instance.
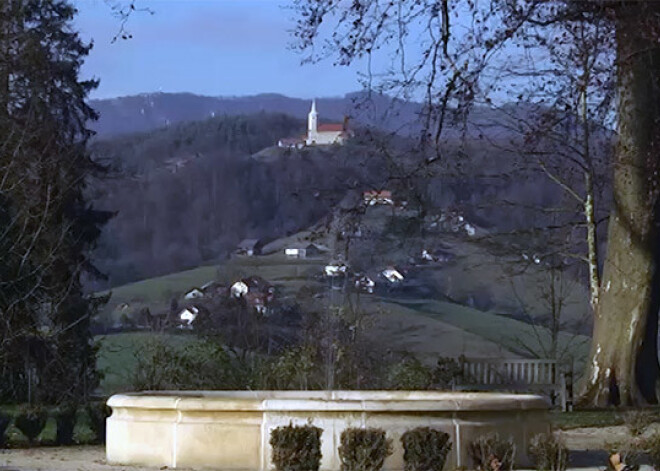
[95,243,592,393]
[99,254,326,324]
[377,298,590,370]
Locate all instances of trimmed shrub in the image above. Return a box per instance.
[270,422,323,471]
[467,432,516,471]
[387,357,434,390]
[0,411,11,447]
[86,401,111,443]
[528,433,568,471]
[339,427,393,471]
[401,427,452,471]
[54,403,78,445]
[14,405,48,443]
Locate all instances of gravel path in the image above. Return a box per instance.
[0,446,196,471]
[0,426,650,471]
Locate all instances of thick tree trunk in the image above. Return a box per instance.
[577,3,660,407]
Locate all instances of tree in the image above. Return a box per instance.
[292,0,660,406]
[578,2,660,406]
[0,0,111,403]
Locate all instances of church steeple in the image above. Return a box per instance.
[308,99,318,135]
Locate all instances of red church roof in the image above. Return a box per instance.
[318,123,344,132]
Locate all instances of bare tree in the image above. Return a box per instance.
[292,0,660,406]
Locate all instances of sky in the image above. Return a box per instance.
[73,0,369,100]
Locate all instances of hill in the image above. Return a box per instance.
[89,91,423,138]
[89,112,399,287]
[88,103,609,292]
[94,249,590,394]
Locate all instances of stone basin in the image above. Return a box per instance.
[106,390,550,470]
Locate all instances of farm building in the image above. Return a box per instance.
[363,190,393,206]
[184,288,204,300]
[381,267,404,283]
[284,242,327,259]
[236,239,263,256]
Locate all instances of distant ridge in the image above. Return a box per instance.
[88,91,423,138]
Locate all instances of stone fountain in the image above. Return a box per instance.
[106,390,550,470]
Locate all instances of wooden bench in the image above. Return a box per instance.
[453,358,573,411]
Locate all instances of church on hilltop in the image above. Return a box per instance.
[278,99,352,149]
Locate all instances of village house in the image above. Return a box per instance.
[178,306,199,328]
[277,137,306,149]
[230,281,249,298]
[245,292,268,315]
[420,249,455,264]
[236,239,263,257]
[324,262,349,277]
[184,288,204,300]
[381,266,404,283]
[363,190,394,206]
[284,242,327,259]
[231,276,275,302]
[354,274,375,293]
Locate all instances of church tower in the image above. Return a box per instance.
[306,99,318,145]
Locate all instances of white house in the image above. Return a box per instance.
[421,249,434,262]
[184,288,204,300]
[325,263,348,277]
[285,248,306,259]
[285,243,326,259]
[381,267,404,283]
[179,306,199,326]
[230,281,249,298]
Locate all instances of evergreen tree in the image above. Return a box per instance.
[0,0,111,403]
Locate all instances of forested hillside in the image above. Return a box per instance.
[88,105,612,290]
[89,113,392,287]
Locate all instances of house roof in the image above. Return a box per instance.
[364,190,392,198]
[243,275,272,290]
[318,123,344,132]
[237,239,261,249]
[287,241,327,251]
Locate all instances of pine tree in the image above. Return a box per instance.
[0,0,112,403]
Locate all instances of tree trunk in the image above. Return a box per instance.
[577,2,660,407]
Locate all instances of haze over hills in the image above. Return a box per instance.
[89,91,425,138]
[89,90,544,140]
